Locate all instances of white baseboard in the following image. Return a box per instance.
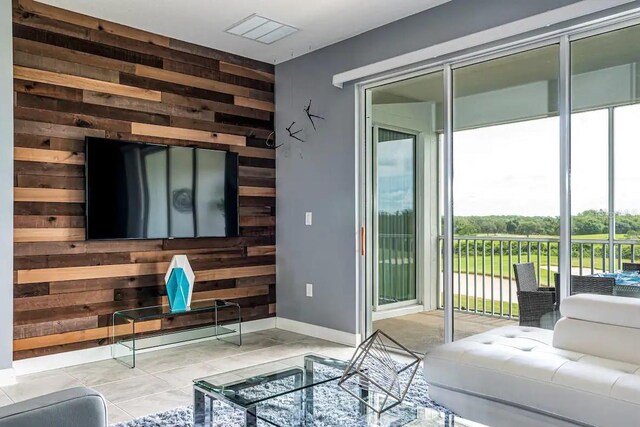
[13,317,276,376]
[13,317,360,376]
[0,367,16,386]
[276,317,361,347]
[372,304,424,322]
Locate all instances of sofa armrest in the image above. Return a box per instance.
[0,387,107,427]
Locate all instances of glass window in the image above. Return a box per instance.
[452,45,560,336]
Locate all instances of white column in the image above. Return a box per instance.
[558,35,572,303]
[442,64,454,342]
[0,0,15,385]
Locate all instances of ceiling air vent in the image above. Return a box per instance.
[226,14,298,44]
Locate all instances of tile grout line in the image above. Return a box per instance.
[114,387,190,405]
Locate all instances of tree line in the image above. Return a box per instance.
[455,210,640,237]
[380,209,640,237]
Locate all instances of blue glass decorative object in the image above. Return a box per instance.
[165,255,195,312]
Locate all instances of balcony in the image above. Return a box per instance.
[373,234,640,354]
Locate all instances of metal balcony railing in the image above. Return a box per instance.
[436,236,640,319]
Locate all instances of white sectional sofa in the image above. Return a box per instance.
[424,294,640,427]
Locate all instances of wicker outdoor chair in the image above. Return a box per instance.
[622,262,640,272]
[513,263,556,327]
[555,273,615,296]
[570,275,614,295]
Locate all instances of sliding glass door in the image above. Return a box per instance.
[451,45,560,338]
[366,71,443,353]
[362,17,640,347]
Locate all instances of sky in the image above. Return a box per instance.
[378,103,640,217]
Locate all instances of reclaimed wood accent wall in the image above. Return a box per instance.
[12,0,276,360]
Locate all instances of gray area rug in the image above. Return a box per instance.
[112,365,447,427]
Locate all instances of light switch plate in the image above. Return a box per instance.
[306,283,313,297]
[305,212,313,225]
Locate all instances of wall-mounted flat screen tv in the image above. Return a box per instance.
[86,137,239,240]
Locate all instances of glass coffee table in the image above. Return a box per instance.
[193,353,482,427]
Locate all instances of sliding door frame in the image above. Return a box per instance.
[357,11,640,344]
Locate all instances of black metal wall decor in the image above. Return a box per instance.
[304,99,325,131]
[264,131,281,149]
[286,121,305,142]
[283,99,325,157]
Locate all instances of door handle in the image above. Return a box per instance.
[360,226,365,256]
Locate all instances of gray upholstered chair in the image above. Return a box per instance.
[0,387,107,427]
[513,262,555,327]
[622,262,640,272]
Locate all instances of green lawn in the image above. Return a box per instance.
[452,253,630,286]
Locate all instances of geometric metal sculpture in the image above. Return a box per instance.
[165,255,195,311]
[338,330,423,414]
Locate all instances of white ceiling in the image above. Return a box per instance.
[41,0,451,64]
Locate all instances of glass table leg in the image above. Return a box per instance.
[193,388,206,427]
[304,357,315,420]
[246,406,257,427]
[112,315,135,368]
[359,376,370,415]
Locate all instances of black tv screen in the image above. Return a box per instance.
[86,137,239,240]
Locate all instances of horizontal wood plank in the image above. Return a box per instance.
[13,317,98,340]
[239,186,276,197]
[15,119,105,139]
[13,319,162,351]
[234,96,275,112]
[16,262,170,284]
[15,290,113,311]
[14,147,84,165]
[240,216,276,227]
[197,265,276,282]
[219,62,275,83]
[130,122,246,146]
[14,228,85,243]
[14,215,84,228]
[134,64,269,99]
[14,66,162,101]
[14,188,85,203]
[247,245,276,256]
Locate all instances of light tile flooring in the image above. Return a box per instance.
[374,310,517,354]
[0,329,357,425]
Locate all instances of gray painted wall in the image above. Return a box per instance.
[274,0,590,335]
[0,0,13,370]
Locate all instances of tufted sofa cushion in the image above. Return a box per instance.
[425,326,640,427]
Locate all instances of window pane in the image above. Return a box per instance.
[452,44,560,337]
[572,25,640,112]
[615,104,640,238]
[571,23,640,290]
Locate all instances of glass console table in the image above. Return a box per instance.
[112,299,241,368]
